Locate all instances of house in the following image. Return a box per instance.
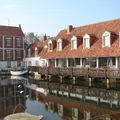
[0,25,25,69]
[41,18,120,69]
[24,40,48,67]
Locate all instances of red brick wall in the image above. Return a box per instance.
[0,36,3,48]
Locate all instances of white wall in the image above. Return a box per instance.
[23,56,47,67]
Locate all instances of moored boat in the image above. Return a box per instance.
[10,70,28,76]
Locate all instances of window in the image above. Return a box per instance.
[57,39,62,51]
[35,60,39,66]
[102,31,111,47]
[17,61,21,67]
[83,34,90,48]
[28,61,31,66]
[6,37,12,47]
[16,50,21,58]
[71,36,77,50]
[6,50,11,59]
[16,37,21,47]
[48,40,53,52]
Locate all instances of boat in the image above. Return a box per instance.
[10,70,28,76]
[4,113,43,120]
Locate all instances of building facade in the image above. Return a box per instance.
[24,41,48,67]
[43,19,120,69]
[0,25,25,69]
[25,19,120,69]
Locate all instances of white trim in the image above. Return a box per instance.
[48,40,53,52]
[96,58,99,68]
[66,58,69,67]
[71,36,77,50]
[83,34,90,49]
[102,31,111,48]
[57,38,62,51]
[116,57,118,68]
[3,36,4,60]
[80,58,83,67]
[13,36,15,60]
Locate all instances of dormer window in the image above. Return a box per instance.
[71,36,77,50]
[57,39,62,51]
[83,34,90,49]
[48,40,53,52]
[102,31,111,47]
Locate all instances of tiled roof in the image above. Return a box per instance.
[41,18,120,59]
[0,25,24,36]
[29,41,47,57]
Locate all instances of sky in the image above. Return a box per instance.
[0,0,120,36]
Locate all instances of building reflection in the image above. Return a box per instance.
[0,76,27,118]
[26,80,120,120]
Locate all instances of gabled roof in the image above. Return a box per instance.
[28,40,48,57]
[41,18,120,59]
[0,25,24,36]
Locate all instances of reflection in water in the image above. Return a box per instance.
[26,79,120,120]
[0,76,27,119]
[0,76,120,120]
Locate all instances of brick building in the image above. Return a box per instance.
[0,25,25,69]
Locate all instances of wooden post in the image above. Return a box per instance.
[107,79,110,89]
[49,75,51,81]
[89,78,92,87]
[73,76,76,84]
[60,76,63,83]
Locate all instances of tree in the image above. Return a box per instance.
[25,32,39,44]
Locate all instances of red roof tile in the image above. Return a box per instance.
[29,41,48,57]
[41,18,120,59]
[0,25,24,36]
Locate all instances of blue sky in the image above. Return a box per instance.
[0,0,120,36]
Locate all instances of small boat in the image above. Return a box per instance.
[10,70,28,76]
[4,113,43,120]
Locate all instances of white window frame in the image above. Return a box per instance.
[48,40,53,52]
[57,39,62,51]
[71,36,77,50]
[102,31,111,47]
[83,34,90,49]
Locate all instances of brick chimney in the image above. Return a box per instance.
[19,24,21,29]
[67,25,73,34]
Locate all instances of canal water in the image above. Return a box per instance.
[0,75,120,120]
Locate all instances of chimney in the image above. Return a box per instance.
[19,24,21,29]
[67,25,73,34]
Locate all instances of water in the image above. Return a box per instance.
[0,76,120,120]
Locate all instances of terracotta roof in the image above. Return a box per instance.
[41,18,120,59]
[0,25,24,36]
[29,41,48,57]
